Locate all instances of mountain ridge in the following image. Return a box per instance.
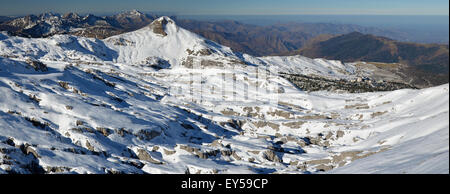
[0,11,157,39]
[0,16,448,174]
[2,11,447,89]
[293,32,449,87]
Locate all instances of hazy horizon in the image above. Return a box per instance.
[0,0,448,16]
[1,11,448,44]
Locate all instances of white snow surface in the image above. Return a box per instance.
[0,17,448,174]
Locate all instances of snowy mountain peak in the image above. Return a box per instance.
[39,12,60,19]
[115,9,145,18]
[62,12,81,20]
[0,17,448,174]
[129,9,144,16]
[82,14,100,20]
[102,15,226,66]
[147,16,176,36]
[154,16,174,23]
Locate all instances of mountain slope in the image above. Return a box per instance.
[0,11,157,39]
[2,12,446,89]
[176,20,413,57]
[295,32,449,87]
[104,17,236,67]
[1,11,415,56]
[329,84,449,174]
[0,17,448,174]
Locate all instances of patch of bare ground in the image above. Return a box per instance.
[345,103,370,109]
[267,109,293,119]
[252,121,280,131]
[282,121,305,129]
[301,147,391,172]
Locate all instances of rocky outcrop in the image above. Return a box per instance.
[136,149,163,164]
[148,17,173,36]
[281,73,416,93]
[25,58,48,72]
[263,150,282,163]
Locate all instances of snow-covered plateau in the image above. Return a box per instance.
[0,17,448,174]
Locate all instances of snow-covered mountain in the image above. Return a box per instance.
[0,10,156,39]
[0,17,448,174]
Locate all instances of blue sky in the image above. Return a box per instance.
[0,0,448,16]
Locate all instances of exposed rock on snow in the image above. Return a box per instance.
[148,17,172,36]
[0,16,448,174]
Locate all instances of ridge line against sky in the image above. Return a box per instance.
[0,0,448,16]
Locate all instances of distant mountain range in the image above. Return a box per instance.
[175,20,412,57]
[293,32,449,87]
[0,11,414,55]
[0,11,448,88]
[0,10,156,38]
